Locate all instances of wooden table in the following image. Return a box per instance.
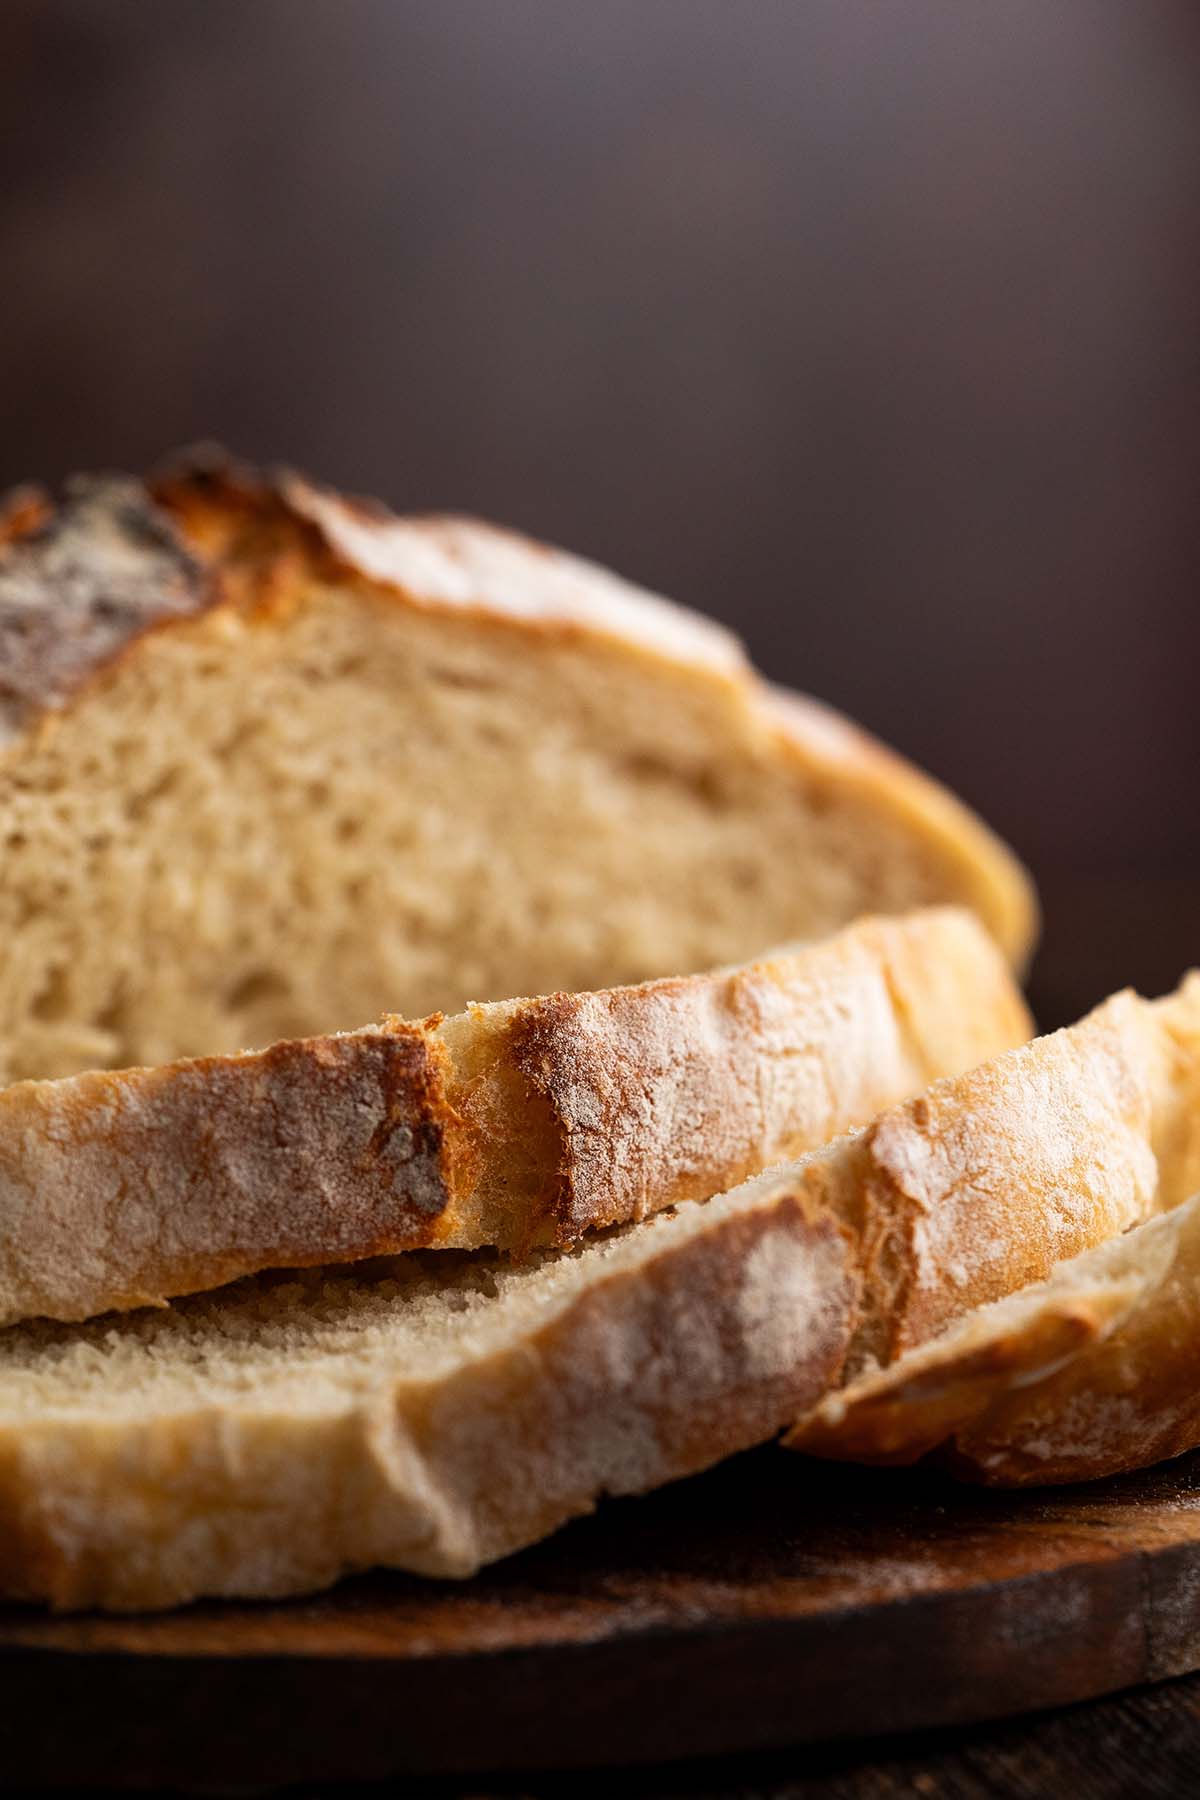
[395,1677,1200,1797]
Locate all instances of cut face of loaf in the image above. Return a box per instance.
[0,908,1031,1325]
[0,455,1034,1085]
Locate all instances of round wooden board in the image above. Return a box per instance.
[6,1444,1200,1791]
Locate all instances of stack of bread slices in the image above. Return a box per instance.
[0,455,1189,1614]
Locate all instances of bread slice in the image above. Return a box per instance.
[0,454,1034,1087]
[0,1171,864,1611]
[0,908,1030,1326]
[746,973,1200,1383]
[787,973,1200,1481]
[784,1198,1189,1483]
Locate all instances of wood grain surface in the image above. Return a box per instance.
[7,1443,1200,1790]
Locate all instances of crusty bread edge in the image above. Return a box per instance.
[786,1193,1200,1486]
[0,908,1031,1327]
[766,689,1035,969]
[10,970,1200,1608]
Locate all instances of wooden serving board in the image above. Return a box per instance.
[6,1443,1200,1791]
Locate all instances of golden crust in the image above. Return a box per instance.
[784,1202,1193,1485]
[0,908,1029,1325]
[787,977,1200,1480]
[0,1025,459,1326]
[942,1194,1200,1487]
[503,907,1031,1247]
[786,972,1200,1381]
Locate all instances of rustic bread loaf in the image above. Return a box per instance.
[787,973,1200,1477]
[0,454,1033,1088]
[0,908,1030,1326]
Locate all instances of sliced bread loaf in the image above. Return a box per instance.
[0,908,1030,1326]
[0,454,1034,1087]
[6,973,1198,1610]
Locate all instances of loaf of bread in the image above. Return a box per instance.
[0,908,1030,1327]
[787,974,1200,1478]
[0,449,1061,1609]
[0,454,1033,1092]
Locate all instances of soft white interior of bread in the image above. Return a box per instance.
[0,579,979,1083]
[0,1172,789,1419]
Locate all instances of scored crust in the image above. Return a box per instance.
[0,907,1030,1326]
[0,477,212,745]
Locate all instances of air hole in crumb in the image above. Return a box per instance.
[127,766,183,822]
[476,722,513,748]
[729,861,760,893]
[227,970,291,1013]
[430,666,497,692]
[217,721,264,760]
[94,981,133,1042]
[31,966,73,1023]
[621,753,725,809]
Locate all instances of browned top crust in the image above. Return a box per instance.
[0,443,749,765]
[150,446,749,673]
[0,477,212,744]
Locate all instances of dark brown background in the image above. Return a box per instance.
[3,12,1200,1793]
[2,0,1199,1006]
